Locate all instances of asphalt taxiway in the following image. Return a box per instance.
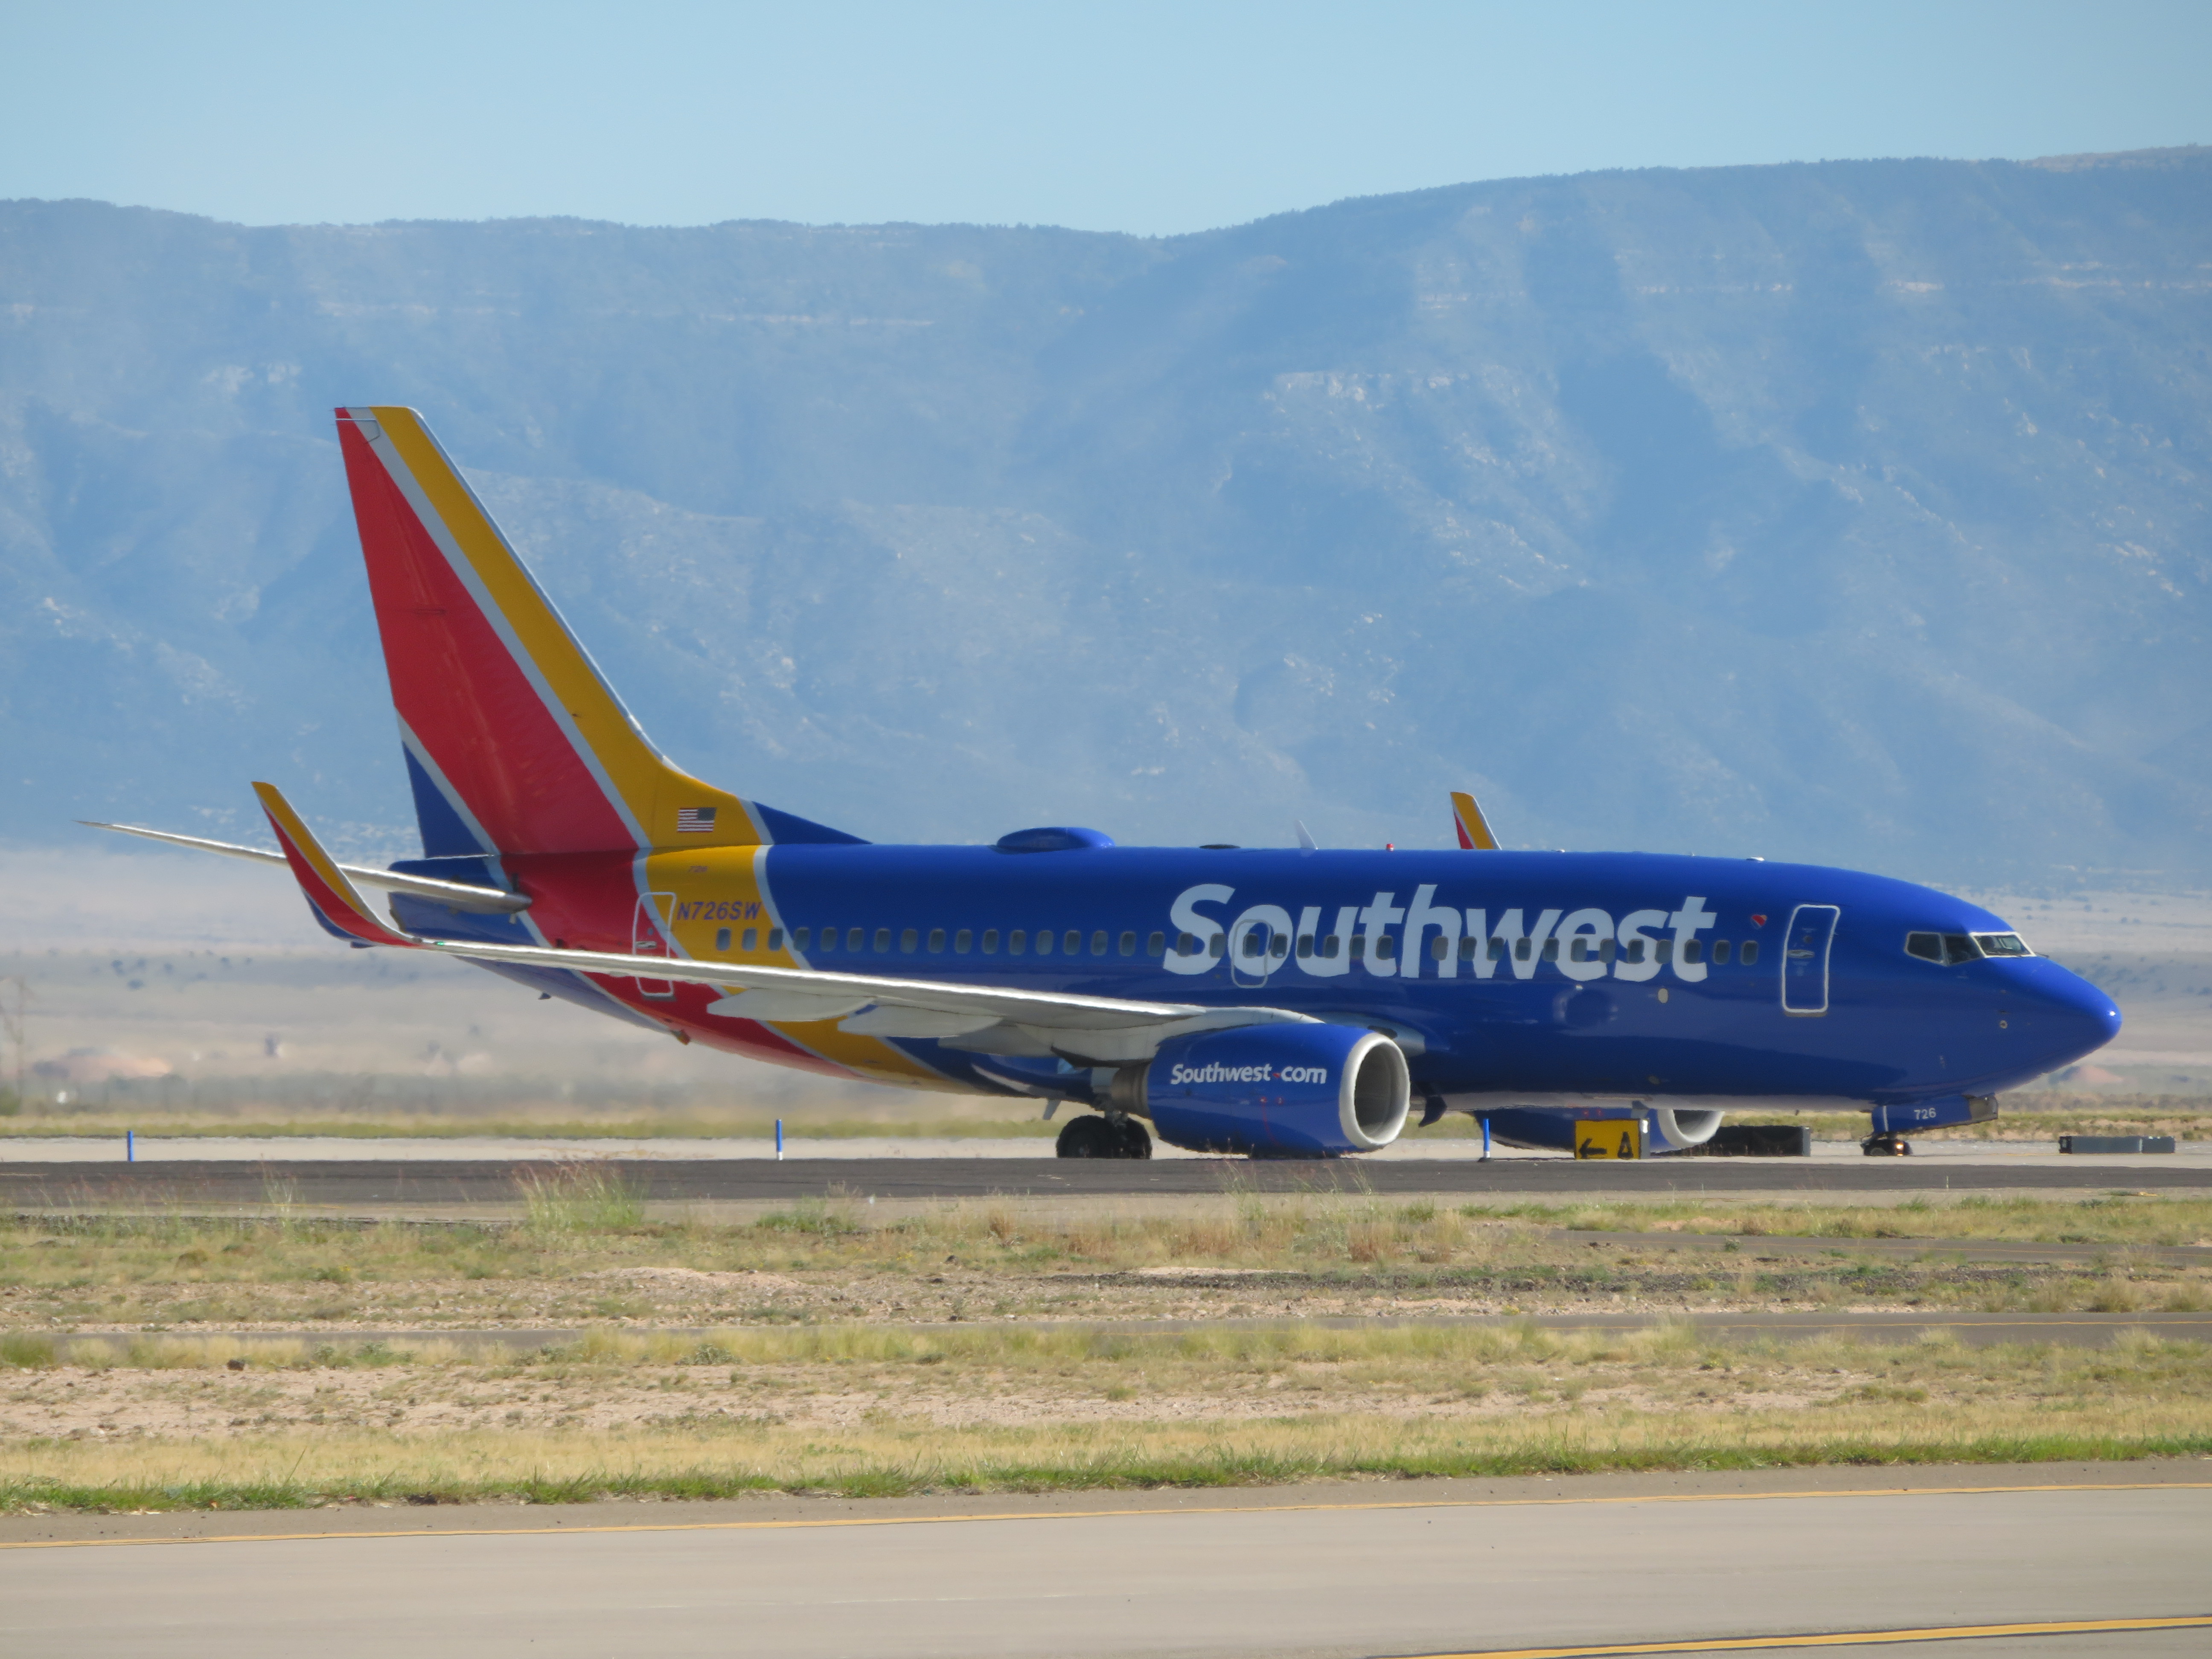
[4,1151,2209,1214]
[6,1463,2206,1658]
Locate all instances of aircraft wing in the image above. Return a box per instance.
[242,783,1310,1062]
[83,820,531,913]
[1450,790,1500,850]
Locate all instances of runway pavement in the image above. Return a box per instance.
[5,1152,2211,1211]
[5,1463,2206,1657]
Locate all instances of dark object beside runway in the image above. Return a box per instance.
[1676,1124,1812,1157]
[2060,1134,2177,1154]
[3,1154,2209,1210]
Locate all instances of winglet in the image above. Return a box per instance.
[253,783,420,948]
[1450,790,1499,850]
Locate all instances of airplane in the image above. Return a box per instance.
[91,406,2123,1161]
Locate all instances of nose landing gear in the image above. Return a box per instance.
[1861,1132,1914,1156]
[1056,1111,1153,1159]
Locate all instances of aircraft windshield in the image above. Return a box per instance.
[1974,932,2033,957]
[1905,931,1984,965]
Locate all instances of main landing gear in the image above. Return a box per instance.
[1861,1132,1914,1156]
[1056,1112,1153,1159]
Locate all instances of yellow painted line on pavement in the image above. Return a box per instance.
[1388,1612,2212,1657]
[1,1479,2205,1551]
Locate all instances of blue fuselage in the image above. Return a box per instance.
[629,844,2120,1107]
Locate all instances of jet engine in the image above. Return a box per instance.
[1109,1024,1410,1157]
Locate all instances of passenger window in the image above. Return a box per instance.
[1349,936,1365,960]
[742,928,758,952]
[1740,940,1759,965]
[955,929,972,954]
[1377,934,1397,960]
[847,927,864,950]
[767,928,783,951]
[1682,940,1703,964]
[1569,938,1587,963]
[1176,931,1195,955]
[928,928,946,952]
[793,927,810,949]
[899,928,917,952]
[715,928,731,952]
[1209,934,1225,958]
[1599,938,1616,963]
[1491,939,1508,960]
[1514,938,1530,961]
[1036,931,1055,957]
[1430,935,1448,960]
[981,929,999,954]
[1149,931,1165,955]
[1009,930,1027,956]
[1242,931,1264,957]
[1905,932,1944,963]
[1120,931,1136,956]
[1270,934,1288,958]
[1624,940,1644,963]
[1656,939,1672,963]
[875,928,891,952]
[1540,939,1558,962]
[1322,935,1340,958]
[1457,937,1476,960]
[1089,930,1107,956]
[1976,933,2032,958]
[1067,930,1084,955]
[1298,934,1315,958]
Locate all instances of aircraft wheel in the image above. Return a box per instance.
[1860,1133,1912,1157]
[1056,1115,1113,1158]
[1112,1116,1153,1159]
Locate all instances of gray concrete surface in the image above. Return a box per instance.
[4,1464,2206,1657]
[4,1153,2210,1215]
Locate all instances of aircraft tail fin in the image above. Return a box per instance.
[1450,789,1500,850]
[253,782,419,948]
[335,407,864,857]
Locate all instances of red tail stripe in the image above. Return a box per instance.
[341,420,635,855]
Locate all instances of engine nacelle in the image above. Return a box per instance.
[1111,1024,1411,1157]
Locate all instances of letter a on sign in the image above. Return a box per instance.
[1575,1121,1643,1160]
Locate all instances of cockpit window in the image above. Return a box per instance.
[1906,931,1987,965]
[1974,932,2032,958]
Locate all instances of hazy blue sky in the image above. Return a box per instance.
[4,1,2207,234]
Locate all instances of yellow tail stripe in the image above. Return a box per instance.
[367,407,763,848]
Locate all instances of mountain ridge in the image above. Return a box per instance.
[2,151,2207,884]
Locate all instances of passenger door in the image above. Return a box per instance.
[1781,904,1840,1016]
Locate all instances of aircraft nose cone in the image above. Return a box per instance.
[2032,967,2122,1068]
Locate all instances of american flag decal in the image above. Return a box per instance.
[676,807,717,833]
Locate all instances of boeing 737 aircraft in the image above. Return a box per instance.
[94,407,2122,1160]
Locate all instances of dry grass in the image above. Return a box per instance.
[3,1332,2207,1511]
[6,1092,2203,1144]
[2,1194,2209,1334]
